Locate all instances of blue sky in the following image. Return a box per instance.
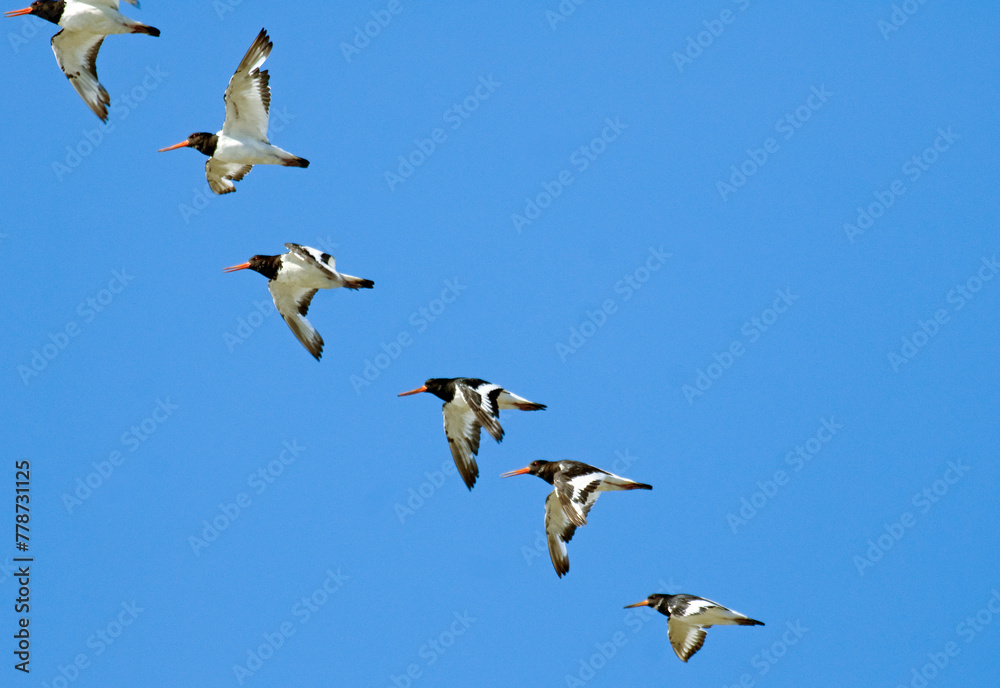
[3,1,999,686]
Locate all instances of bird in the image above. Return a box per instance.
[500,460,651,577]
[157,28,308,194]
[623,593,764,662]
[5,0,159,121]
[222,243,373,361]
[398,378,545,490]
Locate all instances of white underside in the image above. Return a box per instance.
[214,133,297,166]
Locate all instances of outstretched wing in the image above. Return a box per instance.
[221,28,272,140]
[268,282,323,360]
[544,491,576,577]
[553,466,606,527]
[457,382,504,443]
[51,31,109,121]
[205,159,253,195]
[442,401,482,489]
[284,243,339,280]
[667,619,708,663]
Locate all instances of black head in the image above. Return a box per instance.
[157,132,218,157]
[398,378,456,401]
[4,1,65,25]
[421,378,454,400]
[222,254,281,280]
[623,594,672,615]
[500,460,555,483]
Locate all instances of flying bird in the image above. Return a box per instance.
[223,243,373,361]
[158,28,308,194]
[5,0,159,121]
[500,460,651,577]
[398,378,545,490]
[624,593,763,662]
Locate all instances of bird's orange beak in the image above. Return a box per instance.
[397,385,427,397]
[222,262,251,273]
[4,7,34,17]
[157,140,190,152]
[499,467,532,478]
[624,600,651,609]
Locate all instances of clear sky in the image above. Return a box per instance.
[3,1,999,686]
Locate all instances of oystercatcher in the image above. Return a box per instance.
[398,378,545,490]
[223,243,373,361]
[5,0,159,121]
[500,460,651,577]
[624,594,764,662]
[157,28,308,194]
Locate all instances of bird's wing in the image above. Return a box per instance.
[268,282,323,360]
[221,28,272,140]
[442,400,482,489]
[668,618,707,663]
[284,243,339,280]
[457,382,505,443]
[544,491,576,577]
[554,466,606,527]
[83,0,133,9]
[205,159,253,195]
[51,31,109,121]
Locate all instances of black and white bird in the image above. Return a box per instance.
[500,460,651,577]
[398,378,546,490]
[624,594,764,662]
[223,243,373,361]
[5,0,159,121]
[157,28,308,194]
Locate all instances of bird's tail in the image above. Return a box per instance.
[497,391,547,411]
[601,475,653,491]
[132,24,160,37]
[342,275,375,290]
